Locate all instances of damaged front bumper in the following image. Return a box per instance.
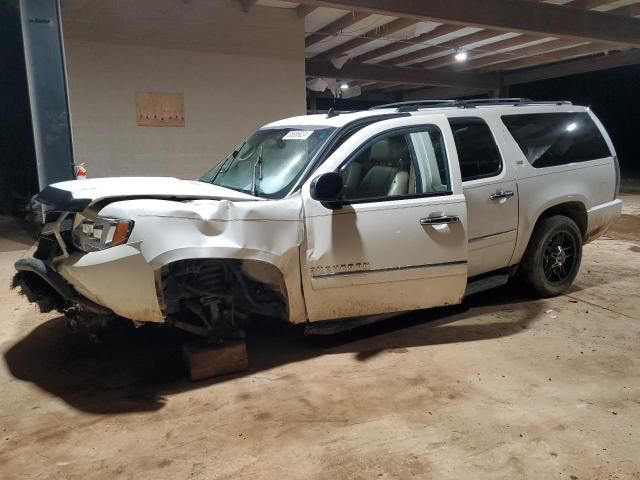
[13,257,112,315]
[14,209,165,323]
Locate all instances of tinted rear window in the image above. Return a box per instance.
[501,112,611,168]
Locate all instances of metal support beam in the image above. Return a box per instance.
[306,59,499,89]
[299,0,640,47]
[20,0,74,189]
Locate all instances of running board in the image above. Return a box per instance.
[464,273,510,297]
[304,313,402,336]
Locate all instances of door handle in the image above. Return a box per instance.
[490,189,515,200]
[420,215,460,225]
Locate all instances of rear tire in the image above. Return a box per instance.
[520,215,583,298]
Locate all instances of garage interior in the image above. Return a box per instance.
[1,0,640,478]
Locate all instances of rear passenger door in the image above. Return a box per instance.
[449,117,519,277]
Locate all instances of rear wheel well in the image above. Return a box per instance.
[534,202,587,240]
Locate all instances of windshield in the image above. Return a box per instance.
[200,126,335,198]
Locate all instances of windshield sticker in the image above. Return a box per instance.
[283,130,314,141]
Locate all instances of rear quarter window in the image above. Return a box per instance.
[501,112,611,168]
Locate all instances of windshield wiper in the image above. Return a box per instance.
[251,144,264,196]
[208,149,239,184]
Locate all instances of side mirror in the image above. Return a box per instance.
[310,172,344,206]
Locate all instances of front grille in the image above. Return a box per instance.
[34,213,77,261]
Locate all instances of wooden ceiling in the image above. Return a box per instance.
[245,0,640,99]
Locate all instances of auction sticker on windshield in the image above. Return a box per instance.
[282,130,314,140]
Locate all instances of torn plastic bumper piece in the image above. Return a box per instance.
[14,258,112,315]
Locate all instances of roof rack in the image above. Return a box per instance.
[369,100,456,111]
[370,98,572,112]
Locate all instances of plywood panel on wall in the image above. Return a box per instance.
[135,92,184,127]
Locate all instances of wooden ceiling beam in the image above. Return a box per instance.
[566,0,621,9]
[379,30,505,66]
[609,4,640,17]
[305,59,499,88]
[504,48,640,85]
[416,33,546,69]
[314,18,418,59]
[449,39,588,71]
[305,11,371,48]
[351,24,464,63]
[477,43,623,72]
[298,0,640,47]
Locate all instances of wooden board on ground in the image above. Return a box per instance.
[183,340,249,381]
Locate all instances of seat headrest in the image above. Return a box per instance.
[370,137,406,164]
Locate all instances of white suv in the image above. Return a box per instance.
[14,99,622,339]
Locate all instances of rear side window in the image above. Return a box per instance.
[502,112,611,168]
[449,117,502,181]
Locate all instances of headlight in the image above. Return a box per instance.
[72,216,134,252]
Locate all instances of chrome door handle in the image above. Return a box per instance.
[420,215,460,225]
[490,189,515,200]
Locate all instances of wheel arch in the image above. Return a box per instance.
[512,199,588,265]
[534,201,588,240]
[152,247,307,325]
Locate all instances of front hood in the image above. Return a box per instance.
[36,177,258,211]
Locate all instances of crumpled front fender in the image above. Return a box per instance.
[77,195,308,323]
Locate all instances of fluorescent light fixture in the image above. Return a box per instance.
[454,50,468,62]
[341,85,362,99]
[566,122,578,132]
[340,81,349,90]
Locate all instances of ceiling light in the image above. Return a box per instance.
[340,81,349,90]
[566,122,578,132]
[454,50,468,62]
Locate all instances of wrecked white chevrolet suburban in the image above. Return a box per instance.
[14,99,622,340]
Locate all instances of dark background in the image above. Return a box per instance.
[1,0,638,214]
[0,0,37,214]
[511,65,639,179]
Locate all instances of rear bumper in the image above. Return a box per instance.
[14,258,112,314]
[585,199,623,243]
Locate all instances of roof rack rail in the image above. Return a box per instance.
[370,98,572,112]
[369,100,456,111]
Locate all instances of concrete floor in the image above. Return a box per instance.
[1,196,639,480]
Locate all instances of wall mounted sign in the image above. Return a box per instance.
[135,92,185,127]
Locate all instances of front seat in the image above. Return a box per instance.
[357,138,409,198]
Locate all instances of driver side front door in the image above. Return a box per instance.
[300,115,469,322]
